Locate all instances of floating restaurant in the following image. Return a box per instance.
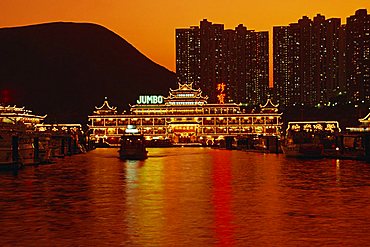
[0,105,46,126]
[88,83,283,146]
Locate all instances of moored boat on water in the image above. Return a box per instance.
[36,133,52,163]
[0,105,47,168]
[282,121,341,158]
[0,123,38,169]
[1,105,89,169]
[0,129,19,170]
[281,142,323,158]
[146,138,173,147]
[119,125,148,160]
[18,134,38,165]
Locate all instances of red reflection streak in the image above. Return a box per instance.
[212,151,235,246]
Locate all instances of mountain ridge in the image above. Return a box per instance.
[0,22,176,123]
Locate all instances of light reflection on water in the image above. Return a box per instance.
[0,148,370,246]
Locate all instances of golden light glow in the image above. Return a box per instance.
[216,83,226,104]
[88,77,283,146]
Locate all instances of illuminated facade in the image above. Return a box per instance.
[88,83,282,146]
[274,15,344,106]
[176,26,201,88]
[286,121,341,134]
[274,9,370,106]
[35,123,83,133]
[346,9,370,102]
[346,111,370,132]
[176,19,269,105]
[0,105,46,126]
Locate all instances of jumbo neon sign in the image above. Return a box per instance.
[136,95,163,104]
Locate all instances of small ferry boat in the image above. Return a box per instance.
[119,125,148,160]
[281,121,341,158]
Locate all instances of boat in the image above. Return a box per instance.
[18,134,38,165]
[119,125,148,160]
[0,130,20,170]
[88,85,283,147]
[0,123,38,169]
[0,105,47,168]
[146,138,173,147]
[37,134,52,163]
[281,142,323,158]
[281,121,341,158]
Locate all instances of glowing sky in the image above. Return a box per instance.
[1,0,369,84]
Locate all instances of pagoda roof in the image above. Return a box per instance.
[165,93,208,100]
[359,112,370,123]
[1,105,27,113]
[260,98,279,109]
[169,82,201,92]
[165,82,208,102]
[0,105,47,119]
[259,98,279,113]
[95,97,117,111]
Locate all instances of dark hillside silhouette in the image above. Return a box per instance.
[0,22,176,123]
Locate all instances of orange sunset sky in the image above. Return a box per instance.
[1,0,369,85]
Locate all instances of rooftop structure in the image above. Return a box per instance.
[0,105,46,126]
[88,83,282,146]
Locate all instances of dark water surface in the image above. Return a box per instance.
[1,148,370,246]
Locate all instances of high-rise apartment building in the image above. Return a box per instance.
[345,9,370,102]
[274,15,343,107]
[199,20,225,103]
[325,18,343,100]
[176,19,269,105]
[175,26,201,87]
[249,31,269,105]
[273,26,290,106]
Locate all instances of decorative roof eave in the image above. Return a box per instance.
[27,114,47,119]
[260,98,279,109]
[131,104,165,108]
[259,112,283,116]
[0,113,47,119]
[179,82,193,90]
[163,95,208,101]
[359,112,370,122]
[0,105,46,119]
[163,98,208,102]
[88,114,123,118]
[36,123,82,127]
[205,103,239,106]
[0,105,28,113]
[95,97,117,111]
[170,82,195,92]
[163,95,174,100]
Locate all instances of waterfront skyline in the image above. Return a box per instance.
[274,9,370,107]
[176,10,369,106]
[176,20,269,104]
[0,1,369,82]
